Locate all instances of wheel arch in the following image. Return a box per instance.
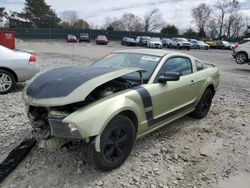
[236,51,248,59]
[0,67,18,82]
[118,110,138,134]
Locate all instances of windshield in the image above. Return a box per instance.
[91,53,161,82]
[178,38,188,42]
[98,36,106,40]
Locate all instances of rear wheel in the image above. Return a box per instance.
[88,115,136,171]
[0,70,16,94]
[235,52,247,64]
[191,88,213,119]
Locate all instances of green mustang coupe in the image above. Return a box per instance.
[22,49,220,171]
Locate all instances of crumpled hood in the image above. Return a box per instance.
[22,66,143,107]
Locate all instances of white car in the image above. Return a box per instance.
[0,45,40,94]
[233,38,250,65]
[147,38,163,48]
[171,38,192,50]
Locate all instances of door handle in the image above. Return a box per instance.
[190,80,195,86]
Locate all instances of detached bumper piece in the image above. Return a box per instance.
[49,118,82,139]
[0,137,37,183]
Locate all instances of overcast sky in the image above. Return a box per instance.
[1,0,250,29]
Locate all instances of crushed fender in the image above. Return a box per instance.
[0,137,37,183]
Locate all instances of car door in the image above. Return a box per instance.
[143,56,197,126]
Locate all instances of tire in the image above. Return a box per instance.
[191,88,213,119]
[187,47,191,50]
[177,45,181,50]
[0,69,16,94]
[89,115,136,171]
[235,52,247,64]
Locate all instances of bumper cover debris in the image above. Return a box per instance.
[0,137,37,183]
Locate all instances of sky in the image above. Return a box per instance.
[1,0,250,29]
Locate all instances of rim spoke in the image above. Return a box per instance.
[118,134,127,144]
[105,138,114,146]
[113,128,121,139]
[104,147,114,158]
[116,146,123,157]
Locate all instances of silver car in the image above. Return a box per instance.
[0,45,40,94]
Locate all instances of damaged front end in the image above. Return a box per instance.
[23,66,144,143]
[27,106,82,139]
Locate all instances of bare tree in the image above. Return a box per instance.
[104,17,125,31]
[206,18,218,38]
[214,0,230,37]
[192,3,212,35]
[143,8,164,32]
[61,10,79,27]
[231,13,248,38]
[224,0,240,38]
[121,13,143,31]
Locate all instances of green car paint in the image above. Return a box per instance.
[22,49,220,153]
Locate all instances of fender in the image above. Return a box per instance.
[63,90,145,139]
[196,68,220,103]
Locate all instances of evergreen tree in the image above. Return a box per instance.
[19,0,61,27]
[161,25,179,36]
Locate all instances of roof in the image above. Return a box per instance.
[116,49,173,57]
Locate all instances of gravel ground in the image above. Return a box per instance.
[0,40,250,188]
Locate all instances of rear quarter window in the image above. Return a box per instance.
[195,60,205,71]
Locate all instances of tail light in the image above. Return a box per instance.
[234,44,239,49]
[29,55,36,64]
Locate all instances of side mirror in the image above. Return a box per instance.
[158,72,180,83]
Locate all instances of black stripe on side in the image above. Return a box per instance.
[148,102,195,126]
[133,86,153,122]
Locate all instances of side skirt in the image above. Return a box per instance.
[136,107,195,140]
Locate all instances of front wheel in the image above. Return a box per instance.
[235,52,247,64]
[90,115,136,171]
[0,70,16,94]
[191,88,213,119]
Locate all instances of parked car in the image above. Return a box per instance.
[189,39,198,49]
[232,39,250,65]
[121,37,137,46]
[147,38,163,48]
[216,40,231,50]
[194,41,210,50]
[162,38,174,48]
[204,40,217,49]
[135,36,141,45]
[79,33,90,43]
[230,42,239,50]
[67,34,77,43]
[22,49,220,171]
[138,36,151,46]
[0,45,40,94]
[171,38,192,50]
[96,35,108,45]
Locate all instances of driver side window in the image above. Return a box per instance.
[162,57,192,76]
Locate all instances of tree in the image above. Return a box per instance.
[104,17,125,31]
[215,0,230,37]
[120,13,143,31]
[0,7,7,22]
[17,0,61,27]
[192,3,211,37]
[183,28,198,38]
[143,8,164,32]
[206,18,218,38]
[61,10,78,27]
[225,0,240,38]
[73,19,89,29]
[161,24,179,36]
